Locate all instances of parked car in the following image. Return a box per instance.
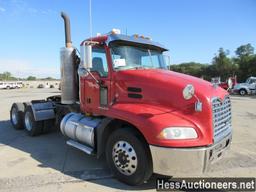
[0,82,9,89]
[15,81,23,88]
[233,76,256,96]
[37,84,44,88]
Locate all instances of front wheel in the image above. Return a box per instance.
[105,128,152,186]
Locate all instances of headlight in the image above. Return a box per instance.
[158,127,198,140]
[183,84,195,100]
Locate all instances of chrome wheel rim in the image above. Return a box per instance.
[24,112,33,131]
[112,140,138,176]
[11,107,18,125]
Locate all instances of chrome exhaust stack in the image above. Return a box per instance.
[61,12,72,48]
[60,12,79,104]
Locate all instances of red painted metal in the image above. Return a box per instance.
[79,36,228,148]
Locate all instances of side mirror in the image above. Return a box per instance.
[80,44,92,69]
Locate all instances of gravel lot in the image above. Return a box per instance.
[0,89,255,192]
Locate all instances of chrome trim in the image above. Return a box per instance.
[211,95,232,143]
[66,139,93,155]
[60,113,102,147]
[24,111,33,131]
[150,134,232,175]
[11,107,18,125]
[112,140,138,176]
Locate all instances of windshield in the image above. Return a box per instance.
[246,78,251,84]
[111,45,167,70]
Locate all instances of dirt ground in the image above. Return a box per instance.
[0,89,255,192]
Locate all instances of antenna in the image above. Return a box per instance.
[89,0,93,42]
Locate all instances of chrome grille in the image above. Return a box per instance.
[212,96,232,142]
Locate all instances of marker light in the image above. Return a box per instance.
[144,36,152,40]
[111,28,121,35]
[133,34,139,38]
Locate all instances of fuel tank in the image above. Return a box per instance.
[60,112,101,147]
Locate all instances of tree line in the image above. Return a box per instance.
[0,72,56,81]
[170,43,256,82]
[1,43,255,83]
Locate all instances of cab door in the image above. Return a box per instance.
[81,45,111,114]
[248,78,256,92]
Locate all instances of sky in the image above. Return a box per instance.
[0,0,255,78]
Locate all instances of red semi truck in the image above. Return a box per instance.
[10,13,232,185]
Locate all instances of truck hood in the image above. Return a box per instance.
[234,83,249,89]
[113,69,229,146]
[114,69,227,110]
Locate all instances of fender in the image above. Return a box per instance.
[29,101,56,121]
[101,103,209,148]
[96,117,113,158]
[240,86,251,93]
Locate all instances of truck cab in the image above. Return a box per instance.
[75,31,232,182]
[233,76,256,95]
[10,13,232,186]
[79,33,170,115]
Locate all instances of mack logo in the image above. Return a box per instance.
[215,97,227,104]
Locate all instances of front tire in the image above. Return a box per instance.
[24,106,43,136]
[10,103,25,130]
[105,127,153,186]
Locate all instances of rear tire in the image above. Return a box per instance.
[10,103,25,130]
[239,89,247,96]
[43,119,55,134]
[24,106,43,136]
[105,127,153,186]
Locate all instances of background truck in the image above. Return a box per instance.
[9,12,232,185]
[232,76,256,96]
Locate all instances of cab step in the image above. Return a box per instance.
[66,140,94,155]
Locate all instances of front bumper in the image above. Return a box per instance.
[150,133,232,175]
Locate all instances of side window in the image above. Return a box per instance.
[92,47,108,77]
[251,79,256,84]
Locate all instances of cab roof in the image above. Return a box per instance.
[81,34,168,51]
